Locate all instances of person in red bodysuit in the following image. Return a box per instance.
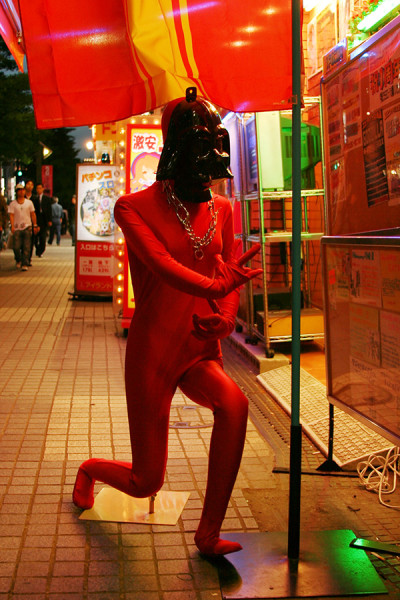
[73,88,262,557]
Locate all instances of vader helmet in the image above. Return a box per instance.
[156,88,233,199]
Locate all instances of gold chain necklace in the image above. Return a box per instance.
[163,181,219,260]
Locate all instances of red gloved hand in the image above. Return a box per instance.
[211,244,262,298]
[192,312,232,341]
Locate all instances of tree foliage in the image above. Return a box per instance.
[41,128,79,207]
[0,39,37,164]
[0,40,79,206]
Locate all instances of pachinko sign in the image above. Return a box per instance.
[126,124,163,194]
[77,164,120,240]
[75,164,121,296]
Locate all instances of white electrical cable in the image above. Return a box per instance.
[357,447,400,510]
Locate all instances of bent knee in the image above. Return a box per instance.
[216,385,248,418]
[232,389,249,415]
[130,473,165,498]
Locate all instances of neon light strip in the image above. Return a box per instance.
[357,0,400,32]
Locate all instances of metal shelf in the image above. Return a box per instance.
[237,97,326,357]
[247,232,324,244]
[243,189,325,202]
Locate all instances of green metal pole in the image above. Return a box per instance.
[288,0,302,560]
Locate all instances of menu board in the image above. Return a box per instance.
[323,238,400,444]
[322,19,400,234]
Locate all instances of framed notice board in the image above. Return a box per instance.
[321,15,400,235]
[322,233,400,445]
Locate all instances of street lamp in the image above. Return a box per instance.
[40,141,53,159]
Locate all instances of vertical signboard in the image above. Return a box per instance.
[75,164,121,296]
[126,124,163,193]
[41,165,53,196]
[121,124,163,325]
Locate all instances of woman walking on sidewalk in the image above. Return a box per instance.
[73,91,261,557]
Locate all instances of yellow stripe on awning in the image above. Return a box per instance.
[125,0,201,105]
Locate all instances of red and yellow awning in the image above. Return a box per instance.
[0,0,24,71]
[11,0,293,128]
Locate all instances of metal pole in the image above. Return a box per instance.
[288,0,302,560]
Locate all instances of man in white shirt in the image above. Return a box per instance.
[8,184,39,270]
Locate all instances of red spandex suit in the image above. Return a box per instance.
[73,88,261,557]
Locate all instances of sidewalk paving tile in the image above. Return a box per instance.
[1,241,400,599]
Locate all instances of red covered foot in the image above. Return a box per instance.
[72,464,95,509]
[195,533,242,557]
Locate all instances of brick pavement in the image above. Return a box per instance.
[0,239,399,599]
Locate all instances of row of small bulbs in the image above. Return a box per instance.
[116,129,126,299]
[115,232,125,306]
[114,113,161,303]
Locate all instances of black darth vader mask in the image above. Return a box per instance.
[156,88,233,202]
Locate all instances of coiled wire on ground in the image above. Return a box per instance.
[357,446,400,510]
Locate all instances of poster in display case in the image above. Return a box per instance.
[323,235,400,446]
[244,116,257,192]
[74,163,122,296]
[322,15,400,234]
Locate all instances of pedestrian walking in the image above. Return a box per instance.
[8,183,39,270]
[25,179,37,265]
[0,193,8,250]
[69,194,76,246]
[48,197,63,246]
[33,183,53,257]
